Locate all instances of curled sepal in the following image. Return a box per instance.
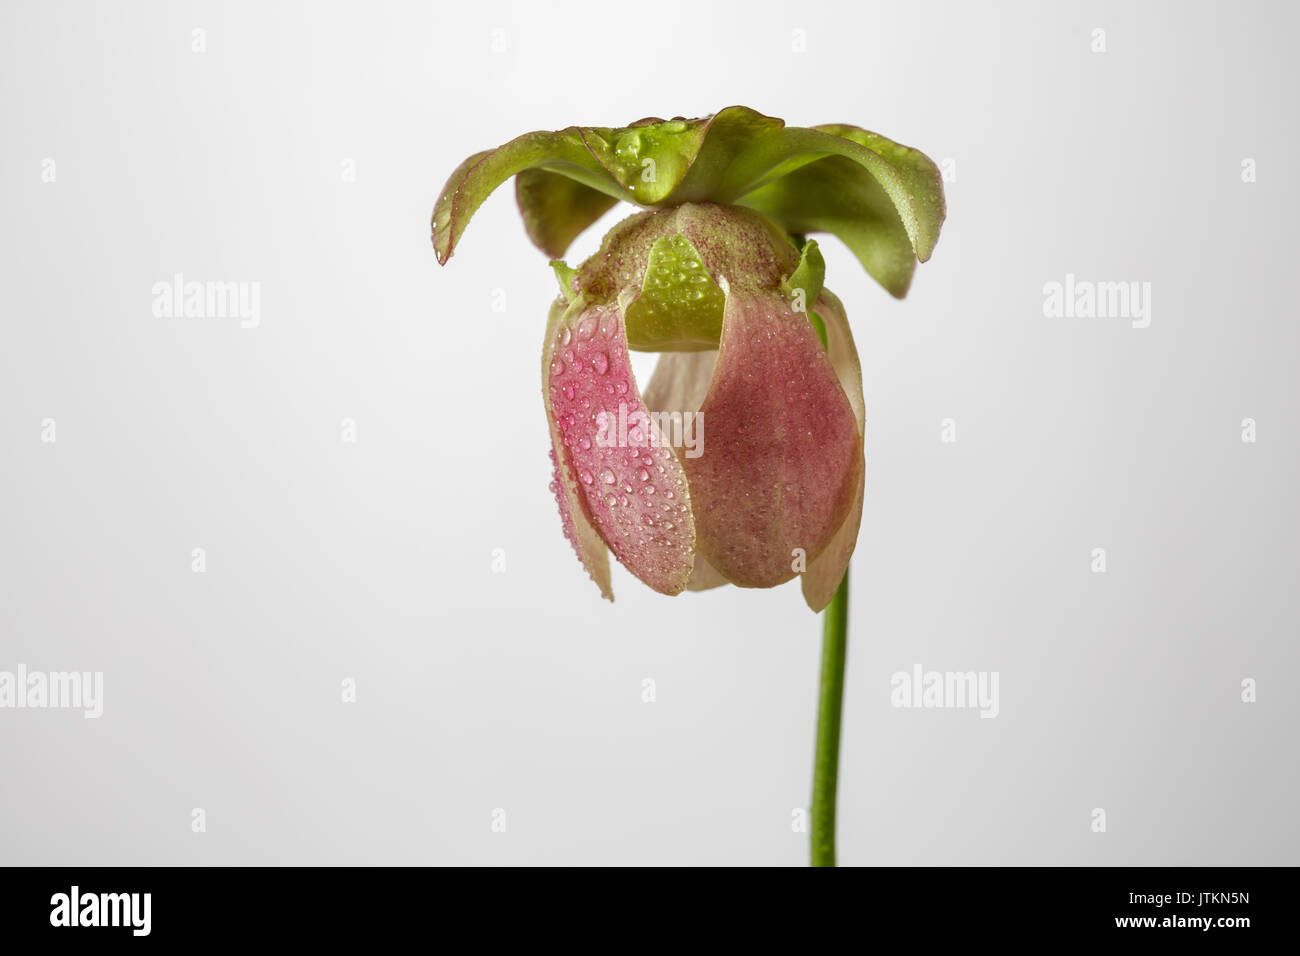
[781,239,826,318]
[433,107,945,297]
[738,125,944,298]
[518,169,619,260]
[433,129,635,264]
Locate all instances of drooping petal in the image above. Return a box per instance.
[433,129,634,264]
[433,109,945,300]
[641,350,728,593]
[542,299,613,599]
[738,126,945,298]
[545,300,696,595]
[685,285,862,588]
[516,169,618,259]
[800,289,866,611]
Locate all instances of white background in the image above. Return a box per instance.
[1,0,1296,865]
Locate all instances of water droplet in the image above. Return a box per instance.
[579,470,593,485]
[563,384,575,400]
[549,358,564,378]
[599,312,619,337]
[579,437,591,451]
[605,493,618,508]
[592,351,609,375]
[646,485,656,494]
[577,316,597,340]
[637,468,650,482]
[559,327,572,346]
[600,468,615,484]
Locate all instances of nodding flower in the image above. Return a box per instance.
[432,106,944,610]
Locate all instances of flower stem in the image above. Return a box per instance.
[811,566,849,867]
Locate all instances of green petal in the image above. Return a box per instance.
[737,127,945,298]
[433,108,945,299]
[432,128,634,264]
[517,169,618,259]
[621,234,726,351]
[550,258,578,303]
[781,238,826,317]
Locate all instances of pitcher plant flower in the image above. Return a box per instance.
[431,106,945,865]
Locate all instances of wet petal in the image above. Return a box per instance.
[542,300,613,599]
[546,302,696,594]
[686,287,861,588]
[801,289,866,611]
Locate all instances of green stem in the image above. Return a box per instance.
[811,566,849,867]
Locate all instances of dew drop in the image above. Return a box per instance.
[579,470,594,485]
[592,351,609,375]
[559,327,572,347]
[637,468,650,482]
[577,316,597,340]
[600,468,616,484]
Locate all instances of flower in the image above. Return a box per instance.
[432,106,944,610]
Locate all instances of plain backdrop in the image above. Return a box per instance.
[1,0,1297,865]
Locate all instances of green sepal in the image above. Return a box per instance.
[781,239,826,317]
[432,106,945,300]
[550,259,578,303]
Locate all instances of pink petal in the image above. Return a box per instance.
[685,288,861,589]
[800,290,866,611]
[542,301,613,599]
[545,302,696,595]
